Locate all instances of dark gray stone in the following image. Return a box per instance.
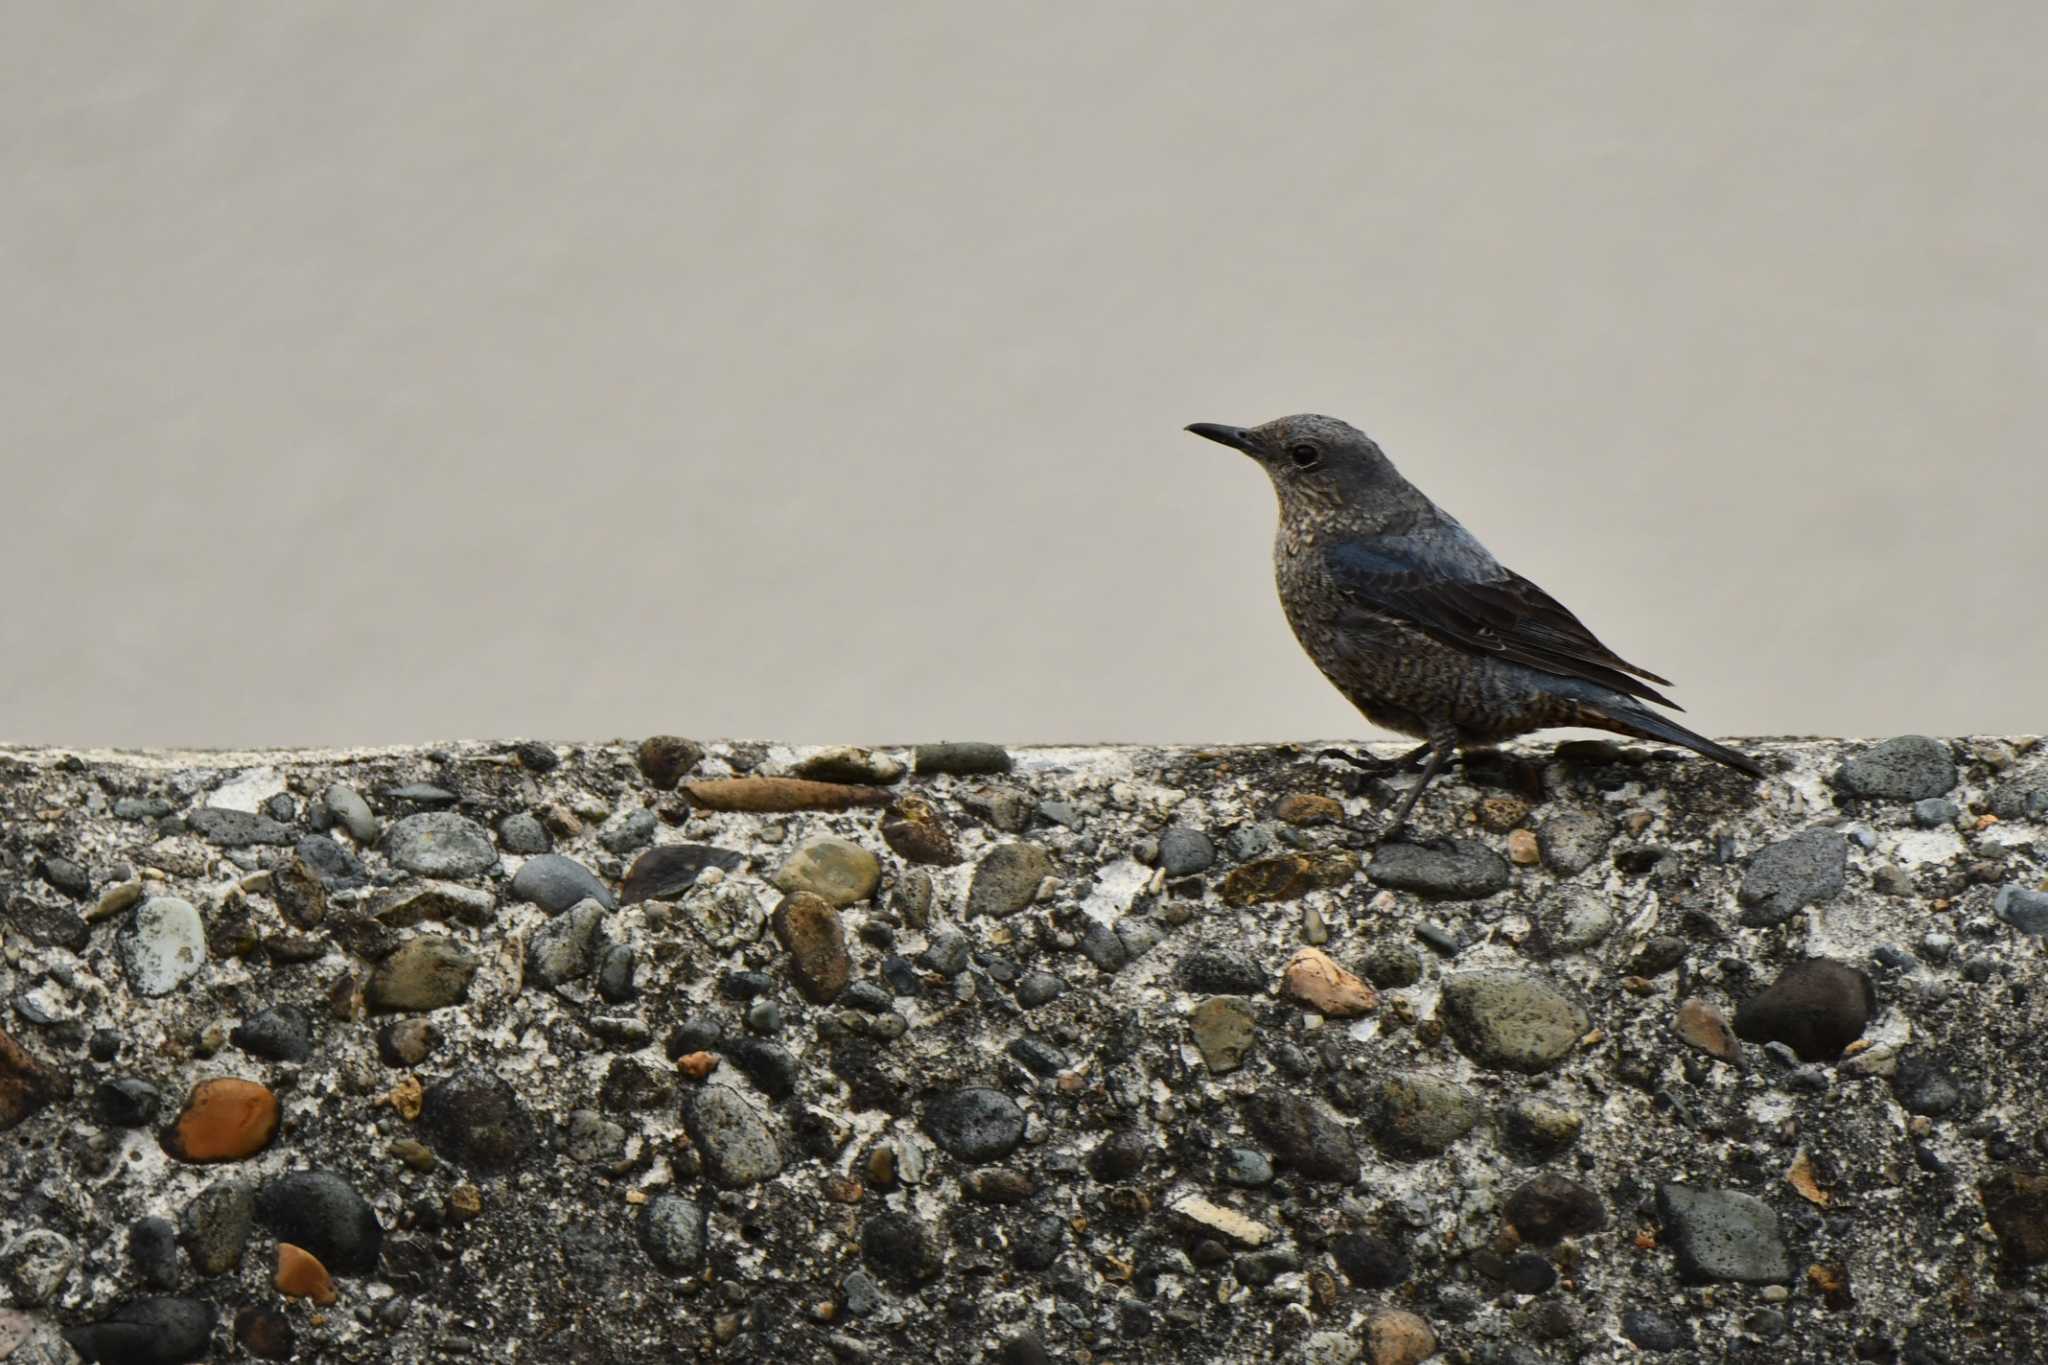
[1157,828,1216,876]
[511,853,615,912]
[1738,830,1846,926]
[385,812,497,877]
[922,1087,1025,1163]
[525,898,607,988]
[419,1070,536,1175]
[178,1178,255,1275]
[255,1169,383,1275]
[1241,1090,1357,1183]
[186,807,293,847]
[638,1196,706,1273]
[1656,1183,1792,1283]
[912,743,1011,776]
[1833,736,1957,800]
[1368,839,1511,899]
[1997,885,2048,936]
[64,1296,217,1365]
[684,1086,784,1187]
[496,812,551,854]
[230,1005,313,1063]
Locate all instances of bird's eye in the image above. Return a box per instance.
[1287,443,1322,469]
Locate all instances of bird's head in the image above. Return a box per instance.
[1185,413,1414,523]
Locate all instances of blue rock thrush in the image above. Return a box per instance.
[1187,414,1763,836]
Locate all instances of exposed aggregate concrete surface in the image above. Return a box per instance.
[2,735,2048,1364]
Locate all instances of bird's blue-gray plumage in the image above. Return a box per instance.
[1186,414,1761,835]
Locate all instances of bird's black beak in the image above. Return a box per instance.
[1185,422,1255,454]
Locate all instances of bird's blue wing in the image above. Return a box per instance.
[1323,533,1681,708]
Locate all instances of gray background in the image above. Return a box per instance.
[5,3,2043,749]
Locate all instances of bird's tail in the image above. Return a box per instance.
[1580,699,1766,778]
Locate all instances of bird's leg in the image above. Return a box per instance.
[1376,733,1457,842]
[1317,741,1431,776]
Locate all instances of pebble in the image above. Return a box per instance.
[376,1017,437,1067]
[159,1078,279,1163]
[186,806,293,847]
[322,783,380,842]
[1656,1183,1792,1283]
[1273,792,1344,824]
[636,735,705,790]
[1537,812,1614,874]
[496,811,550,853]
[1738,830,1847,926]
[1241,1089,1357,1183]
[92,1078,162,1128]
[365,936,480,1012]
[1333,1231,1409,1288]
[619,843,744,904]
[967,843,1054,917]
[1438,971,1589,1072]
[919,929,971,976]
[1620,1309,1689,1352]
[128,1218,180,1290]
[685,776,891,812]
[771,892,851,1003]
[1978,1168,2048,1263]
[274,1243,337,1305]
[1179,946,1268,995]
[118,897,207,997]
[1280,947,1378,1017]
[62,1297,216,1365]
[384,812,497,877]
[419,1070,537,1174]
[1366,1309,1437,1365]
[1220,851,1359,905]
[879,796,961,866]
[1833,735,1958,800]
[1996,884,2048,936]
[1367,839,1510,899]
[1367,1071,1480,1156]
[1673,998,1739,1061]
[1363,943,1423,988]
[2,1229,77,1306]
[772,836,882,907]
[1188,996,1257,1074]
[1015,971,1064,1008]
[638,1196,707,1272]
[687,882,767,949]
[256,1169,383,1274]
[231,1005,314,1062]
[686,1085,785,1186]
[1218,1147,1274,1186]
[1504,829,1540,865]
[235,1305,294,1359]
[1157,827,1216,876]
[912,742,1011,776]
[725,1038,799,1099]
[1503,1173,1606,1245]
[179,1178,255,1274]
[510,853,616,912]
[590,804,653,854]
[526,898,607,988]
[921,1087,1025,1163]
[1733,958,1874,1061]
[1890,1051,1962,1115]
[597,943,638,1001]
[860,1211,942,1284]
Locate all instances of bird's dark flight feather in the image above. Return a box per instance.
[1323,534,1681,709]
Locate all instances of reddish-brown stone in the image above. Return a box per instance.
[770,892,850,1003]
[0,1027,71,1131]
[160,1077,281,1162]
[684,777,892,812]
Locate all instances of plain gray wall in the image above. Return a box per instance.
[5,3,2044,748]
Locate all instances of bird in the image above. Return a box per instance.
[1186,413,1763,838]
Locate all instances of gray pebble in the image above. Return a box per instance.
[597,944,638,1002]
[526,899,608,988]
[496,812,551,854]
[1536,811,1613,875]
[598,809,658,855]
[1833,735,1958,800]
[967,843,1052,918]
[913,742,1011,776]
[1218,1148,1274,1187]
[385,812,497,878]
[179,1178,255,1275]
[1912,798,1960,829]
[638,1196,706,1273]
[128,1217,181,1290]
[684,1086,784,1187]
[230,1005,314,1063]
[922,1087,1025,1163]
[1439,971,1589,1073]
[1158,828,1216,876]
[1656,1183,1792,1283]
[1738,830,1846,927]
[1368,839,1511,899]
[1997,885,2048,936]
[920,930,971,977]
[1016,971,1064,1008]
[186,806,293,847]
[322,783,380,842]
[511,853,616,912]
